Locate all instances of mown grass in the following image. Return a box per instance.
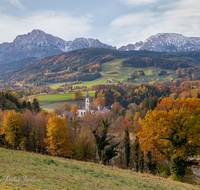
[0,148,199,190]
[34,91,95,111]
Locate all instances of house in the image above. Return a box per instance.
[57,89,65,94]
[95,104,110,114]
[40,91,47,94]
[110,79,117,83]
[60,111,74,121]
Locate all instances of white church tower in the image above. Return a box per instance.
[85,91,90,111]
[77,91,94,117]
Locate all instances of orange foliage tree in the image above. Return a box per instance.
[111,102,122,114]
[70,105,78,118]
[138,97,200,179]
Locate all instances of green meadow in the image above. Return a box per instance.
[35,91,95,111]
[41,59,177,111]
[0,148,199,190]
[46,59,177,89]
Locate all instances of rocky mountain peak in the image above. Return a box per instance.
[120,33,200,52]
[0,30,116,63]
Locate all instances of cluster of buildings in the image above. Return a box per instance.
[106,79,117,83]
[40,89,71,94]
[61,91,110,120]
[142,78,162,82]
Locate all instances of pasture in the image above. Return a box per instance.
[41,59,177,111]
[35,91,95,111]
[47,59,177,89]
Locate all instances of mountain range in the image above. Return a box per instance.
[0,30,116,64]
[119,33,200,52]
[1,30,200,65]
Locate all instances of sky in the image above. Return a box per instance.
[0,0,200,48]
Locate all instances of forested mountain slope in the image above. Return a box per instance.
[1,48,200,86]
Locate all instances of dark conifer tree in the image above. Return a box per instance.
[22,100,27,109]
[92,119,119,165]
[147,151,156,174]
[124,128,131,168]
[26,101,32,111]
[32,98,40,113]
[103,142,120,165]
[139,151,144,173]
[134,136,139,172]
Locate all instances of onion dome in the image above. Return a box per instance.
[85,91,90,97]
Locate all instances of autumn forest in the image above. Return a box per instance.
[1,79,200,183]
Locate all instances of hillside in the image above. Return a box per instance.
[0,148,199,190]
[1,48,200,88]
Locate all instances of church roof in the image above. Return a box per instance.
[62,111,74,118]
[85,91,90,97]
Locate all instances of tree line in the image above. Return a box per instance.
[1,85,200,182]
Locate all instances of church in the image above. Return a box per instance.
[77,91,94,117]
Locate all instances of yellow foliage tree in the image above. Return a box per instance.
[1,110,25,148]
[138,97,200,179]
[44,115,72,157]
[73,132,95,161]
[72,90,83,100]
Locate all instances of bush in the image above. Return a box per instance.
[158,70,167,76]
[43,159,59,166]
[156,164,171,178]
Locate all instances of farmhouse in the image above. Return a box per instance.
[40,91,47,94]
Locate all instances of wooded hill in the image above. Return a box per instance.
[1,48,200,87]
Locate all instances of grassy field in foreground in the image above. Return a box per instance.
[0,148,199,190]
[47,59,177,89]
[34,91,95,111]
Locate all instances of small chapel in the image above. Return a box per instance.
[77,91,94,117]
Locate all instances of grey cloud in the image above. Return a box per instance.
[0,11,93,43]
[107,0,200,47]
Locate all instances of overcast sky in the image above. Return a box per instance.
[1,0,200,47]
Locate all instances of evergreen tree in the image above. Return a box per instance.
[22,101,27,109]
[133,136,139,172]
[124,128,131,168]
[32,98,40,113]
[26,101,32,111]
[139,151,144,173]
[147,151,156,174]
[92,119,119,165]
[103,142,120,165]
[92,119,111,162]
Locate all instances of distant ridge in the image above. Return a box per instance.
[119,33,200,52]
[0,29,116,64]
[1,30,200,65]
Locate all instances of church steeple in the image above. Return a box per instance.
[85,91,90,111]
